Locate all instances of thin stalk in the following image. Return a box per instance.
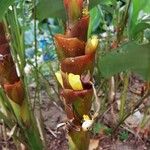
[13,6,25,68]
[47,19,61,83]
[108,77,115,103]
[48,61,58,81]
[119,74,129,120]
[108,76,116,124]
[32,0,40,108]
[111,0,131,128]
[47,62,60,96]
[31,1,47,149]
[113,91,150,133]
[116,0,131,44]
[47,22,55,44]
[2,119,8,150]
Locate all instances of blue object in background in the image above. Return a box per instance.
[39,39,47,49]
[25,47,34,58]
[24,20,58,62]
[39,36,57,62]
[25,30,34,45]
[43,52,56,62]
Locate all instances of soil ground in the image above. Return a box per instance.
[0,76,150,150]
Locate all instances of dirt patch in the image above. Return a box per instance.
[1,77,150,150]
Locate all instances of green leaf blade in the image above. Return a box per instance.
[36,0,100,21]
[99,42,150,81]
[128,0,150,39]
[36,0,66,21]
[0,0,15,21]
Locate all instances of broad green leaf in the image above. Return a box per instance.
[36,0,66,21]
[0,0,15,21]
[99,42,150,81]
[36,0,100,21]
[129,0,150,39]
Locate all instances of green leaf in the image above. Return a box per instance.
[0,0,15,21]
[36,0,66,21]
[36,0,100,21]
[99,42,150,81]
[129,0,150,39]
[26,127,43,150]
[88,7,101,37]
[89,0,116,9]
[89,0,100,9]
[119,131,129,141]
[93,123,104,134]
[104,127,112,135]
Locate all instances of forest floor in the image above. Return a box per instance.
[0,76,150,150]
[41,91,150,150]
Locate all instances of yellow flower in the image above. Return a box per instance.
[68,73,83,90]
[55,71,64,88]
[83,114,90,121]
[85,35,99,54]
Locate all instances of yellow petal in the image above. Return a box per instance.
[68,73,83,90]
[55,71,64,88]
[85,35,99,54]
[83,115,90,121]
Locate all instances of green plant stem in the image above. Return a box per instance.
[32,1,47,149]
[68,131,90,150]
[32,0,40,108]
[4,4,44,149]
[9,6,25,75]
[119,73,129,120]
[116,0,131,44]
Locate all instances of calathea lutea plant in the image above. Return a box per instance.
[54,0,99,149]
[0,22,43,150]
